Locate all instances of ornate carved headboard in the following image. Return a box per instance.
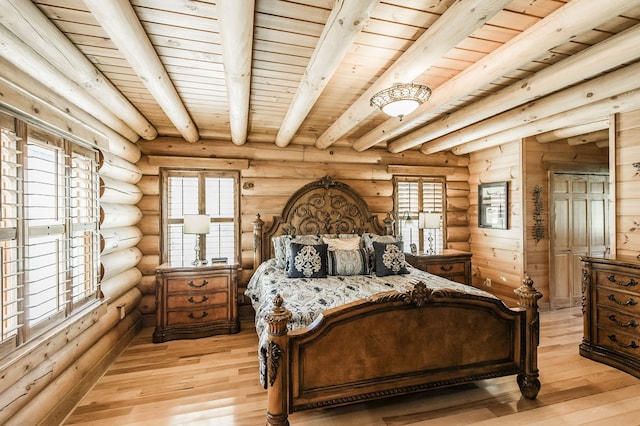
[252,176,393,268]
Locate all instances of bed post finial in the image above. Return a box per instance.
[514,275,543,399]
[265,294,292,426]
[384,212,394,236]
[253,214,264,270]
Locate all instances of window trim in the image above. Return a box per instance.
[159,168,241,265]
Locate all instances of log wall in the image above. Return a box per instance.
[468,138,608,307]
[136,137,471,319]
[615,108,640,257]
[0,80,144,424]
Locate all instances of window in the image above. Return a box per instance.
[161,169,239,265]
[0,116,100,354]
[395,176,446,255]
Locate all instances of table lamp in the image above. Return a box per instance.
[419,212,440,255]
[183,214,210,266]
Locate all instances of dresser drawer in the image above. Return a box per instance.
[167,291,228,310]
[167,275,229,294]
[596,270,640,291]
[596,327,640,359]
[596,287,640,315]
[167,307,229,325]
[597,307,640,339]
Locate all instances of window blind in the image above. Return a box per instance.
[395,177,445,254]
[164,171,238,265]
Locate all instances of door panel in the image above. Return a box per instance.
[550,173,609,309]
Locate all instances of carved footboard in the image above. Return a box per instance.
[265,278,542,426]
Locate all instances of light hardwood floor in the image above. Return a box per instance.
[63,307,640,425]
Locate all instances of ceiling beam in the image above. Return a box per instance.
[0,0,155,141]
[535,121,609,143]
[275,0,379,148]
[83,0,199,143]
[386,22,640,154]
[0,23,141,143]
[567,130,609,146]
[421,61,640,155]
[0,57,139,161]
[218,0,254,146]
[354,0,639,152]
[313,0,512,150]
[451,88,640,155]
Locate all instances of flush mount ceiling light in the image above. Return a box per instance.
[370,82,432,120]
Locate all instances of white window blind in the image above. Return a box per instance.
[395,177,446,254]
[0,119,99,352]
[164,170,238,265]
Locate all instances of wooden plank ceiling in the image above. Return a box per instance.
[3,0,640,154]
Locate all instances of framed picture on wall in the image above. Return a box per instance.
[478,182,508,229]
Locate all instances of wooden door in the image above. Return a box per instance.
[550,173,608,309]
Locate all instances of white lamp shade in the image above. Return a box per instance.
[419,212,440,229]
[183,214,210,234]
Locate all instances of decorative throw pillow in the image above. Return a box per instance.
[327,248,370,276]
[362,233,398,270]
[373,241,409,277]
[287,243,328,278]
[323,236,361,251]
[272,235,294,269]
[284,235,322,269]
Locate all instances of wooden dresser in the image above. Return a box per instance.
[580,256,640,378]
[404,250,472,286]
[153,262,240,343]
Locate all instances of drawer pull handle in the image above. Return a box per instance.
[188,311,208,320]
[440,265,453,272]
[607,314,639,328]
[607,294,637,306]
[607,275,638,287]
[188,296,209,304]
[608,334,639,349]
[188,279,209,288]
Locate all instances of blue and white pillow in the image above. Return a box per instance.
[287,243,328,278]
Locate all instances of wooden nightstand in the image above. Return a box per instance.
[153,262,240,343]
[404,250,472,286]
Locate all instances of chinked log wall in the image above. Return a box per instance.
[135,137,471,322]
[0,105,145,424]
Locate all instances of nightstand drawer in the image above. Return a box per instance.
[167,275,229,294]
[403,250,472,286]
[425,262,465,275]
[167,307,229,325]
[167,291,228,310]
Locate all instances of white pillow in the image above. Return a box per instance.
[323,236,361,251]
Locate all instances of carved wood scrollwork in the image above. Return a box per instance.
[267,341,283,387]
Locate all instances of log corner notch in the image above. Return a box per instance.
[265,294,292,426]
[514,275,543,400]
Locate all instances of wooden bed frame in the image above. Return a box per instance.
[251,176,542,426]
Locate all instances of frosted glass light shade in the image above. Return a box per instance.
[419,212,440,229]
[370,83,432,120]
[183,214,210,234]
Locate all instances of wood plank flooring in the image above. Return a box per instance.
[63,307,640,425]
